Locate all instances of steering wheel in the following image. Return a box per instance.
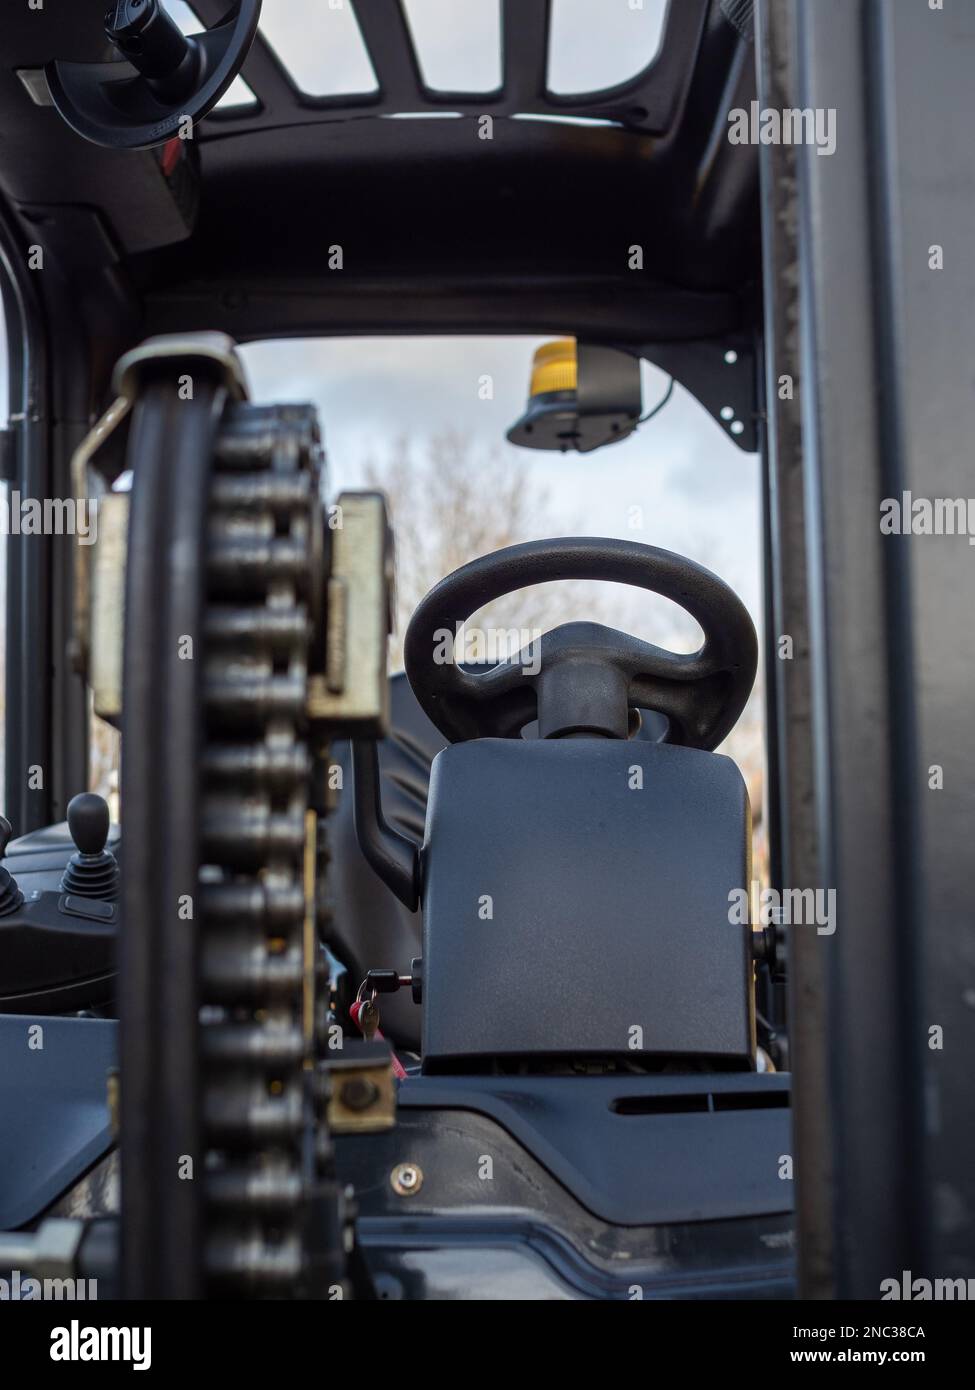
[403,537,757,749]
[47,0,262,151]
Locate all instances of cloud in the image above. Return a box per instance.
[239,334,763,630]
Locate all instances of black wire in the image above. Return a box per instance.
[637,375,675,426]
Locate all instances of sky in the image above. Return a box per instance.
[239,335,763,654]
[163,0,673,109]
[163,0,673,106]
[0,322,761,656]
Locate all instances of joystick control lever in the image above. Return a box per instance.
[0,816,24,917]
[60,794,120,902]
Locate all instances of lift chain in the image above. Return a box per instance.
[197,402,347,1296]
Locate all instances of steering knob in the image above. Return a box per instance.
[105,1,203,102]
[61,794,120,901]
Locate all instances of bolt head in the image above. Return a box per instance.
[390,1162,423,1197]
[340,1077,379,1112]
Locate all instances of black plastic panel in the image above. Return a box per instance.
[394,1073,792,1228]
[0,1014,115,1228]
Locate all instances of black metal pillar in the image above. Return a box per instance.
[755,0,831,1299]
[790,0,975,1295]
[0,211,53,833]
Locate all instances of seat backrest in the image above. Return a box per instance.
[327,672,674,1053]
[421,737,754,1070]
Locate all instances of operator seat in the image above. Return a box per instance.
[326,671,667,1051]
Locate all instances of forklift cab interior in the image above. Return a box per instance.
[0,0,793,1300]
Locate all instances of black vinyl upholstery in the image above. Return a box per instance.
[325,674,443,1051]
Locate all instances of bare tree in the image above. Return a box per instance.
[363,431,617,668]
